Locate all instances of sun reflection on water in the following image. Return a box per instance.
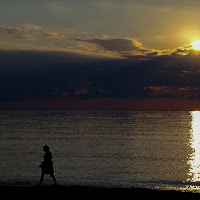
[188,111,200,183]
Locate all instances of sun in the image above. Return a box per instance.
[192,40,200,51]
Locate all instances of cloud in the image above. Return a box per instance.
[0,24,194,59]
[74,36,192,58]
[0,24,63,40]
[0,49,200,102]
[81,38,142,52]
[21,24,41,31]
[0,24,124,58]
[74,37,154,58]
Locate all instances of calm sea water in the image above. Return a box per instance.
[0,110,200,192]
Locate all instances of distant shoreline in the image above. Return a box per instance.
[1,184,200,199]
[1,97,200,111]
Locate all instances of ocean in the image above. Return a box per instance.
[0,110,200,192]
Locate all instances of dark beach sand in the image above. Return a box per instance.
[1,185,200,199]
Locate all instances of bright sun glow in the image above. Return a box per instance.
[192,40,200,51]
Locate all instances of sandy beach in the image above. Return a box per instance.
[1,185,200,199]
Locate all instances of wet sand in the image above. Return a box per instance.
[1,185,200,199]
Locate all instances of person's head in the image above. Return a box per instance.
[43,145,50,152]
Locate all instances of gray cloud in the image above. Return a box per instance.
[74,37,187,58]
[0,25,63,40]
[82,38,141,52]
[74,37,143,52]
[0,24,193,59]
[74,37,151,58]
[0,49,200,102]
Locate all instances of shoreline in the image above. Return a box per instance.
[1,185,200,199]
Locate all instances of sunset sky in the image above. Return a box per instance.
[1,0,200,110]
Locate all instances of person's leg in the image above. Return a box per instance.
[50,173,58,185]
[39,172,45,185]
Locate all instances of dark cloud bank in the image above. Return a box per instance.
[1,49,200,110]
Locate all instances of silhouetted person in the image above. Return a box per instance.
[39,145,58,186]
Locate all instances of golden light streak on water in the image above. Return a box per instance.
[188,111,200,183]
